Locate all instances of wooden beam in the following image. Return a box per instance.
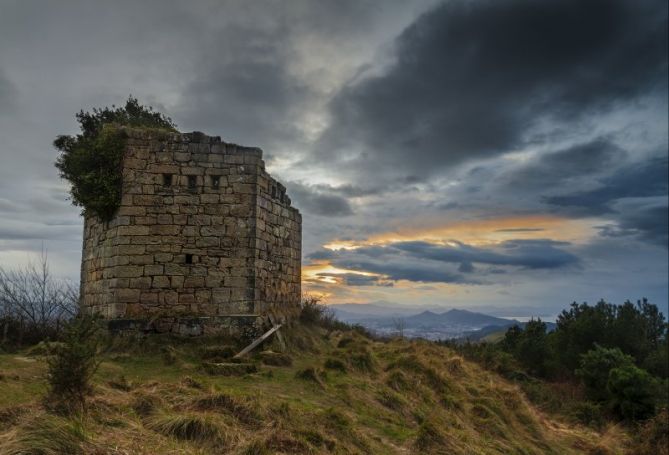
[268,314,286,352]
[233,324,282,359]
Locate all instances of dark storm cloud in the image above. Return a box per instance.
[174,0,425,149]
[612,198,668,247]
[333,258,471,284]
[392,239,578,270]
[545,156,668,214]
[504,139,626,190]
[318,0,667,178]
[286,182,354,217]
[311,183,385,198]
[544,155,668,247]
[309,238,579,284]
[176,24,312,148]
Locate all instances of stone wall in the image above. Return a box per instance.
[80,129,301,334]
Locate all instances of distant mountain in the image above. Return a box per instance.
[458,320,558,343]
[328,303,417,319]
[404,309,516,328]
[328,304,524,340]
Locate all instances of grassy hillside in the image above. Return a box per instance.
[0,324,630,454]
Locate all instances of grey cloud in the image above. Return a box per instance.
[544,155,668,247]
[315,272,393,287]
[0,220,81,242]
[176,24,312,149]
[502,139,626,191]
[173,0,429,152]
[333,258,471,284]
[392,239,579,270]
[545,155,668,214]
[286,182,354,216]
[458,262,475,273]
[313,183,386,198]
[309,238,580,284]
[0,198,22,213]
[0,70,16,114]
[317,0,667,180]
[607,197,668,247]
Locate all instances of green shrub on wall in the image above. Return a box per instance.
[54,97,177,221]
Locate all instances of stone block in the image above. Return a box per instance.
[170,276,185,288]
[152,276,170,288]
[144,265,164,275]
[118,225,150,236]
[129,277,152,289]
[115,266,144,278]
[116,288,140,303]
[182,276,203,288]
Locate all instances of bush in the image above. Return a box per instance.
[299,295,338,327]
[576,345,635,402]
[45,315,102,413]
[54,97,177,221]
[607,364,658,421]
[298,295,357,332]
[0,253,77,347]
[642,340,669,379]
[512,319,550,377]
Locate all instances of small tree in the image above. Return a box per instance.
[607,364,658,421]
[0,252,77,346]
[45,314,102,414]
[576,344,635,402]
[500,324,523,351]
[515,319,549,376]
[54,96,177,221]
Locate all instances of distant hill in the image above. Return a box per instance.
[329,304,523,340]
[459,321,558,343]
[403,309,516,327]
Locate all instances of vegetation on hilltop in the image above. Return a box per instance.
[0,299,652,454]
[445,299,668,453]
[0,290,665,453]
[54,97,177,220]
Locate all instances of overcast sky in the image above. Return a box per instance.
[0,0,667,317]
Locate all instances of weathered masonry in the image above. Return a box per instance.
[80,129,301,335]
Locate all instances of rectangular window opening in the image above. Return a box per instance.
[162,173,172,186]
[271,186,276,198]
[185,254,193,264]
[188,175,197,189]
[211,175,220,189]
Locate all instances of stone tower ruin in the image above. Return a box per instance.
[80,129,301,335]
